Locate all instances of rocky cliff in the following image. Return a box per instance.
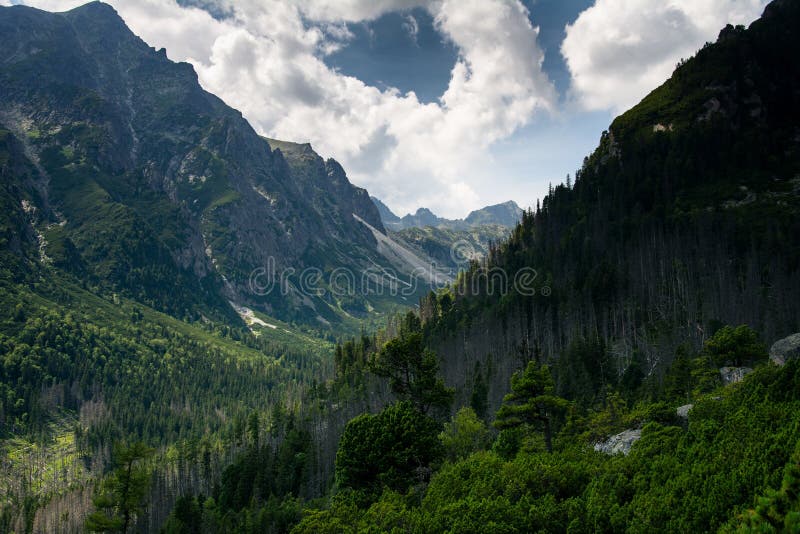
[0,2,413,330]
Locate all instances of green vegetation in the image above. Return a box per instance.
[2,1,800,532]
[293,352,800,533]
[370,312,454,415]
[439,407,490,463]
[0,272,329,531]
[703,325,768,368]
[735,444,800,532]
[335,402,443,499]
[160,408,312,533]
[86,442,155,533]
[494,360,568,453]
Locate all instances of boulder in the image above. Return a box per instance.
[676,404,694,419]
[719,366,753,385]
[769,333,800,366]
[594,428,642,456]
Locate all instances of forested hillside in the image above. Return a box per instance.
[420,0,800,416]
[0,2,407,529]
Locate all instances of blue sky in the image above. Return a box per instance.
[323,0,609,216]
[4,0,770,217]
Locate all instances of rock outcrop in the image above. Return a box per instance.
[719,367,753,385]
[676,404,694,419]
[594,428,642,456]
[769,333,800,366]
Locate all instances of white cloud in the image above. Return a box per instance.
[286,0,430,23]
[4,0,554,217]
[562,0,769,112]
[401,13,419,45]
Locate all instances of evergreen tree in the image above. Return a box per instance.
[335,402,443,497]
[494,361,568,453]
[86,442,155,533]
[737,444,800,531]
[439,407,491,462]
[370,312,453,414]
[703,324,767,367]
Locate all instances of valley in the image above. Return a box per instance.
[1,0,799,532]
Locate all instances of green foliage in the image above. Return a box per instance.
[86,441,155,533]
[332,332,376,392]
[370,312,454,415]
[733,443,800,532]
[703,324,768,368]
[576,390,630,443]
[301,359,800,533]
[494,360,569,453]
[163,494,303,534]
[469,361,489,419]
[161,411,310,533]
[555,336,613,405]
[335,401,444,499]
[439,407,491,462]
[662,344,723,402]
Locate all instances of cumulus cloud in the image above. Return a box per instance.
[562,0,769,112]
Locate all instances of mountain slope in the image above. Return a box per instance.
[0,2,411,331]
[370,198,523,273]
[391,224,509,275]
[370,196,405,231]
[420,0,800,414]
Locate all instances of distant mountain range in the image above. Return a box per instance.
[371,197,523,231]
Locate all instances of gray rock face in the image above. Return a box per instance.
[769,333,800,366]
[594,428,642,456]
[719,366,753,385]
[676,404,694,419]
[0,3,420,328]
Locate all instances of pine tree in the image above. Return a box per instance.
[494,360,568,453]
[86,442,155,533]
[370,312,453,415]
[738,444,800,530]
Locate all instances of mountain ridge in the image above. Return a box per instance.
[371,196,523,231]
[0,1,417,332]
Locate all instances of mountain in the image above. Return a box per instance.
[390,224,509,274]
[370,198,523,269]
[372,197,523,230]
[421,0,800,415]
[0,2,419,333]
[370,196,404,230]
[464,200,523,227]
